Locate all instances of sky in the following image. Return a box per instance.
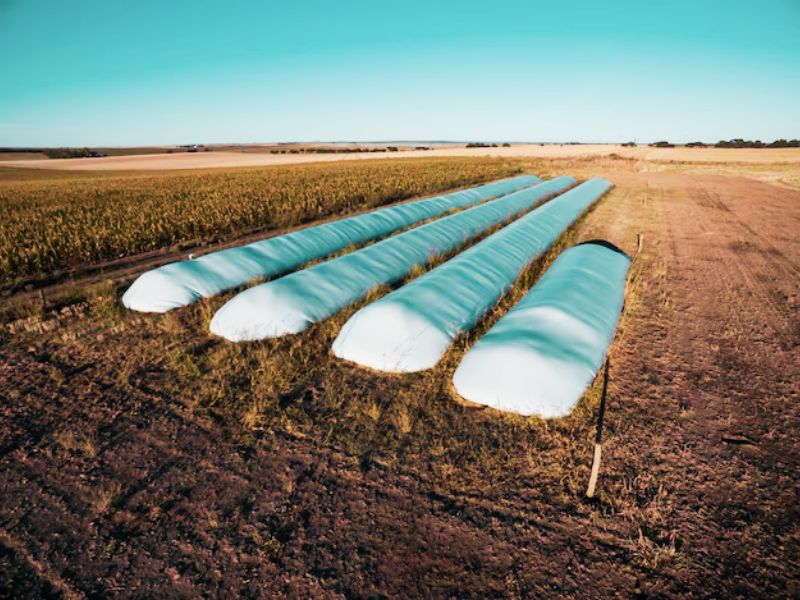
[0,0,798,146]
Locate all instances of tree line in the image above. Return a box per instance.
[645,138,800,149]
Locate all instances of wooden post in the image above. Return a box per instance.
[636,233,643,254]
[586,358,610,498]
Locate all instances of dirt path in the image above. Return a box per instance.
[1,164,798,597]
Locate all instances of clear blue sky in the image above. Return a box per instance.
[1,0,798,146]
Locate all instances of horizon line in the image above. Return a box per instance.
[2,137,800,151]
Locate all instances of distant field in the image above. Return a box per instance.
[0,157,521,284]
[0,152,48,161]
[2,144,800,171]
[625,145,800,163]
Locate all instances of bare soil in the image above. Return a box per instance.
[0,158,798,598]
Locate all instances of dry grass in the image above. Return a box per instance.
[53,430,97,457]
[92,481,123,514]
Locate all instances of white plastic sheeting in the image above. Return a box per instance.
[452,241,631,419]
[122,175,540,313]
[332,178,613,372]
[210,176,576,341]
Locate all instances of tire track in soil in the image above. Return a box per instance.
[685,184,798,336]
[650,173,800,595]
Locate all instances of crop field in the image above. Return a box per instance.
[0,157,521,286]
[0,153,799,597]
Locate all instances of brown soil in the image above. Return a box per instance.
[1,159,798,598]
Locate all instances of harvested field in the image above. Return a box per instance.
[3,145,800,172]
[0,156,798,597]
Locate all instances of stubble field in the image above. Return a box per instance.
[3,143,800,172]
